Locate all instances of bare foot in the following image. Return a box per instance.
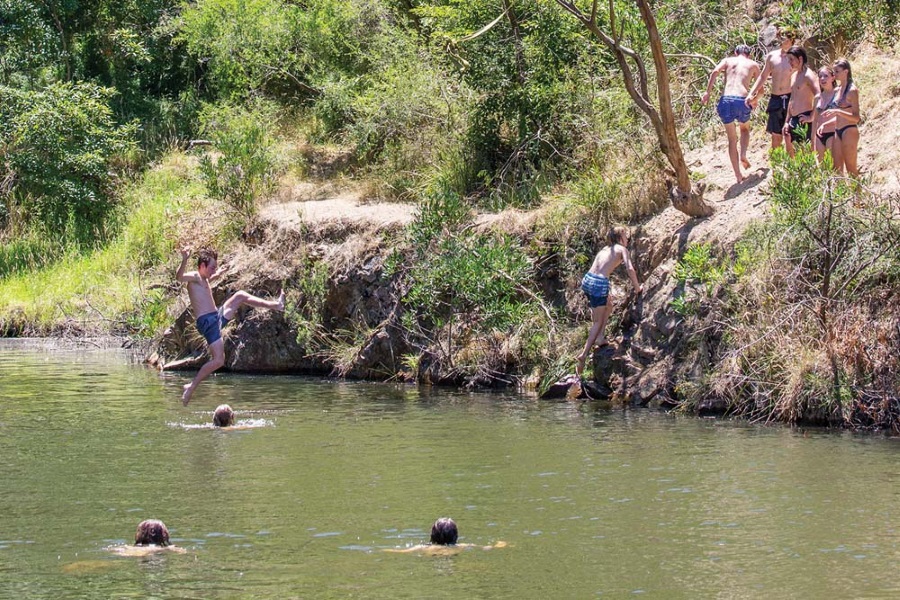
[275,289,285,312]
[575,354,586,377]
[741,157,751,169]
[182,384,194,406]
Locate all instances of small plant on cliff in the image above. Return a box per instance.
[671,242,725,316]
[198,102,281,225]
[286,253,329,349]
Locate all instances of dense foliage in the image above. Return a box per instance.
[1,0,896,247]
[0,0,897,409]
[674,149,900,426]
[0,82,136,245]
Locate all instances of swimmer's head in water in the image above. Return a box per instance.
[213,404,235,427]
[135,519,170,546]
[430,517,458,545]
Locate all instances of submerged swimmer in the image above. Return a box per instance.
[111,519,186,556]
[384,518,507,556]
[213,404,235,427]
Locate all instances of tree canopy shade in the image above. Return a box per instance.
[553,0,713,217]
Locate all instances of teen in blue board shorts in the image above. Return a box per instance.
[717,95,752,124]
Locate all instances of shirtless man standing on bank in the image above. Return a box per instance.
[702,44,760,184]
[781,45,820,156]
[746,26,798,151]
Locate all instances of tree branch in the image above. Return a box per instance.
[664,52,717,69]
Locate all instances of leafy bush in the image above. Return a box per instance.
[198,102,281,223]
[674,243,725,290]
[0,82,137,245]
[395,187,539,376]
[178,0,306,100]
[0,0,60,83]
[782,0,899,49]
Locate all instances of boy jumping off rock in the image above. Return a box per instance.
[176,247,284,405]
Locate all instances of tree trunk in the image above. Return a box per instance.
[555,0,713,218]
[634,0,711,217]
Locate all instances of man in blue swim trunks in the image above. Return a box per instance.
[702,44,760,185]
[176,247,284,405]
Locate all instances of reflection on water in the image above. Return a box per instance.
[2,340,900,598]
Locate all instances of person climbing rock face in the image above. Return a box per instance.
[576,226,642,378]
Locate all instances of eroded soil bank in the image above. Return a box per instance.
[147,119,899,430]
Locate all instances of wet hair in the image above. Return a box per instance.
[786,45,807,66]
[213,404,235,427]
[430,518,458,545]
[135,519,170,546]
[607,226,630,246]
[197,248,218,269]
[834,58,854,103]
[734,44,751,57]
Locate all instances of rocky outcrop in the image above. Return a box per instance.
[149,221,410,378]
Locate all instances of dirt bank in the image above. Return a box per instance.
[149,44,899,424]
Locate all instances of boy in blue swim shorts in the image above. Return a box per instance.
[701,44,761,185]
[176,247,285,405]
[576,226,642,378]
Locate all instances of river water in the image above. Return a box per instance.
[1,341,899,598]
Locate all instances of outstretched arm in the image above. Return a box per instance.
[701,60,726,104]
[175,248,200,283]
[746,56,773,107]
[620,246,642,294]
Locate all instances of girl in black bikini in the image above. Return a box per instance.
[823,59,861,176]
[812,66,838,167]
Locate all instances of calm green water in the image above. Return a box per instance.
[2,342,900,598]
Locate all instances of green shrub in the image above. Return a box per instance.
[0,0,60,83]
[400,188,536,344]
[198,102,281,223]
[178,0,306,100]
[0,82,137,245]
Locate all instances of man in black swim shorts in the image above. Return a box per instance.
[781,45,820,156]
[746,25,798,151]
